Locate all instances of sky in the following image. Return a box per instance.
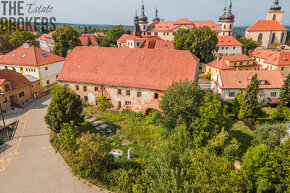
[5,0,290,26]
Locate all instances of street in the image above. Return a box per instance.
[0,95,109,193]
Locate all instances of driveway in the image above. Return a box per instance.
[0,95,109,193]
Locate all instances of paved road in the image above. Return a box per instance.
[0,95,109,193]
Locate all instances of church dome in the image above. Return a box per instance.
[270,4,281,11]
[219,12,235,21]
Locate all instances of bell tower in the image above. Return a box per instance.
[267,0,284,25]
[138,0,148,35]
[219,1,235,36]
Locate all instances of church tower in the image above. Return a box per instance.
[267,0,284,25]
[153,6,161,22]
[139,1,148,35]
[219,1,235,36]
[133,11,141,36]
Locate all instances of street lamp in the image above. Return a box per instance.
[0,93,8,138]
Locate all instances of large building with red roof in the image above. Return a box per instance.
[38,31,55,52]
[133,1,235,41]
[252,49,290,77]
[211,70,284,103]
[216,36,243,56]
[245,1,287,49]
[206,55,261,76]
[57,47,200,112]
[0,43,65,92]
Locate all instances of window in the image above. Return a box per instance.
[281,67,284,71]
[19,92,25,97]
[84,96,88,101]
[281,32,284,43]
[118,89,122,95]
[229,92,235,97]
[3,97,7,103]
[4,66,7,69]
[226,47,228,50]
[11,53,15,57]
[41,53,48,57]
[229,24,232,29]
[126,90,130,96]
[125,101,132,106]
[56,75,58,79]
[83,86,87,91]
[95,87,98,92]
[137,91,141,97]
[22,54,26,58]
[46,80,50,85]
[258,33,263,42]
[45,67,48,70]
[75,85,79,90]
[270,92,277,97]
[137,42,140,47]
[273,14,276,21]
[154,93,159,99]
[222,47,224,50]
[233,47,235,50]
[271,33,276,44]
[234,62,237,66]
[240,62,243,65]
[4,84,10,92]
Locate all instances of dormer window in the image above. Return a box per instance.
[258,80,266,85]
[22,54,26,58]
[11,53,15,57]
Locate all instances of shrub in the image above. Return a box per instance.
[96,96,112,112]
[271,106,290,121]
[59,122,80,152]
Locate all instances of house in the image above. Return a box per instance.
[79,34,98,47]
[0,43,65,92]
[38,31,55,52]
[211,70,284,103]
[216,36,243,56]
[0,69,39,111]
[252,49,290,77]
[245,1,287,49]
[206,55,261,76]
[57,47,200,113]
[134,1,236,40]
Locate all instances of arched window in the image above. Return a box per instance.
[271,33,276,44]
[143,25,145,30]
[281,32,284,43]
[223,25,226,29]
[258,33,263,42]
[229,24,232,29]
[273,14,276,21]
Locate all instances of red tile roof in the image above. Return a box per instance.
[58,47,199,91]
[253,49,290,66]
[217,36,242,46]
[117,34,162,43]
[0,52,4,55]
[148,19,222,31]
[215,70,284,89]
[95,32,105,37]
[0,69,31,90]
[0,45,65,66]
[207,55,259,70]
[247,20,287,31]
[153,40,175,50]
[79,35,98,46]
[39,31,55,40]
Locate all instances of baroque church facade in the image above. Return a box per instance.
[135,1,235,41]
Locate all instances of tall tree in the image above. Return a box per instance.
[99,25,126,47]
[52,24,81,57]
[174,26,218,63]
[279,73,290,107]
[159,80,205,132]
[238,74,260,124]
[192,93,228,144]
[45,84,84,133]
[87,37,92,47]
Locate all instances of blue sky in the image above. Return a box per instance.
[18,0,290,26]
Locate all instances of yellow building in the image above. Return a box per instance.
[206,55,261,77]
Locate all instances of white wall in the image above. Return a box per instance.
[216,45,243,56]
[0,64,40,79]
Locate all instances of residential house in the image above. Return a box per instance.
[79,34,98,47]
[252,49,290,78]
[206,55,261,76]
[211,70,284,103]
[0,69,38,110]
[0,43,65,92]
[216,36,243,56]
[38,31,55,52]
[57,47,200,113]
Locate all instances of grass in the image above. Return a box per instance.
[0,121,18,145]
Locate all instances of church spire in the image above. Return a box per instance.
[133,10,141,36]
[139,0,148,24]
[223,1,227,14]
[270,0,282,11]
[153,4,160,22]
[228,0,232,13]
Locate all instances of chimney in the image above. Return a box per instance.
[23,41,32,48]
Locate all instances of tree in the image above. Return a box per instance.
[238,74,261,124]
[99,25,126,47]
[252,124,288,148]
[96,96,112,112]
[236,36,262,54]
[192,93,228,144]
[279,73,290,107]
[174,26,218,63]
[45,84,84,133]
[52,24,81,57]
[242,141,290,192]
[87,37,92,47]
[233,93,244,117]
[59,121,80,152]
[0,20,38,53]
[73,132,113,179]
[84,26,88,34]
[159,80,205,131]
[271,106,290,121]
